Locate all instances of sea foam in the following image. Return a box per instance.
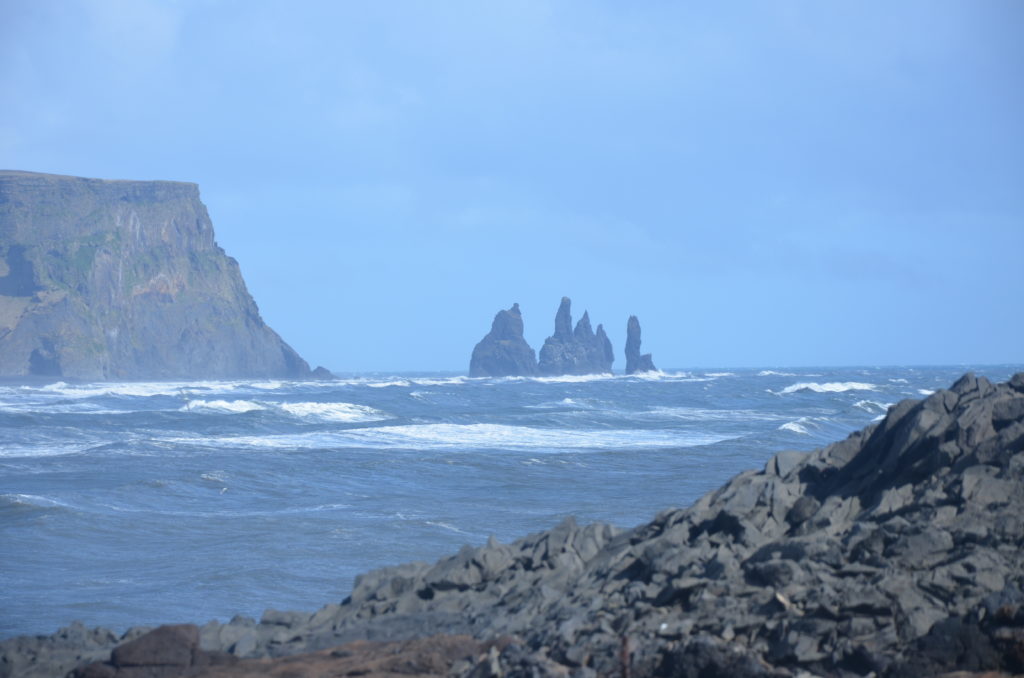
[181,399,265,414]
[775,381,877,395]
[278,401,387,422]
[180,423,736,452]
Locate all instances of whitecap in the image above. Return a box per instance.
[775,381,877,395]
[645,406,786,422]
[704,372,735,377]
[889,378,909,384]
[757,370,796,377]
[0,443,94,458]
[333,375,471,388]
[278,401,387,423]
[533,373,616,384]
[247,381,284,390]
[407,376,471,387]
[0,493,73,509]
[425,520,470,535]
[180,399,265,414]
[854,400,892,413]
[779,419,811,435]
[177,424,738,452]
[918,389,936,396]
[32,380,238,399]
[525,397,597,410]
[0,401,130,415]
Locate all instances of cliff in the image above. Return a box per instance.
[625,314,657,374]
[0,170,311,380]
[537,297,613,375]
[468,303,538,377]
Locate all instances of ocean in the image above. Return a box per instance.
[1,364,1020,639]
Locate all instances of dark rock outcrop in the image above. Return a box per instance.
[6,372,1024,678]
[468,303,538,377]
[625,315,657,374]
[537,297,613,375]
[74,630,501,678]
[0,170,311,380]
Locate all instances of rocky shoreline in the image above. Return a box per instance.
[3,372,1023,677]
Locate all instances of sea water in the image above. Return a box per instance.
[1,365,1020,638]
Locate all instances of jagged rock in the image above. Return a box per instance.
[310,366,334,380]
[469,303,538,377]
[625,315,657,374]
[0,170,311,379]
[537,297,613,375]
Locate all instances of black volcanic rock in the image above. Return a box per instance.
[0,171,311,380]
[625,315,657,374]
[10,372,1024,678]
[537,297,613,375]
[469,303,538,377]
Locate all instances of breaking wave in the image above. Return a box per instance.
[779,419,811,435]
[775,382,877,395]
[181,399,264,414]
[277,401,387,422]
[173,423,737,452]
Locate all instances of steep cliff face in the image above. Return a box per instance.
[537,297,613,375]
[0,170,311,380]
[469,303,539,377]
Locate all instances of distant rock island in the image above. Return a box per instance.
[625,314,657,374]
[537,296,613,376]
[469,298,655,377]
[468,303,538,378]
[0,170,316,380]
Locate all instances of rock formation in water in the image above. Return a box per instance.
[468,303,538,377]
[9,372,1024,678]
[0,171,314,380]
[625,314,657,374]
[537,297,613,375]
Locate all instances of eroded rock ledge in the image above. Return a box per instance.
[4,372,1024,678]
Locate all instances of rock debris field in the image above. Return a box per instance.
[3,372,1024,678]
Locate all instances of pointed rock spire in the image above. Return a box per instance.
[625,315,657,374]
[553,296,573,339]
[538,297,613,375]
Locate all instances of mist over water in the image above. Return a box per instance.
[1,365,1019,638]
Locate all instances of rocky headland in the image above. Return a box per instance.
[469,304,539,378]
[536,297,614,376]
[0,171,316,380]
[625,315,657,375]
[4,371,1024,678]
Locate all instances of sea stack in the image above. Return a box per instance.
[0,171,313,380]
[624,315,657,374]
[469,303,539,377]
[537,297,613,375]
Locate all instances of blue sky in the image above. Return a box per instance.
[2,1,1022,371]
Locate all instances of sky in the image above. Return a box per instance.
[2,1,1022,372]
